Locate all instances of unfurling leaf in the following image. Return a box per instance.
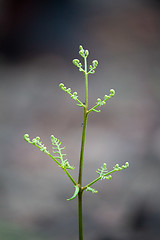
[85,187,98,194]
[96,163,108,180]
[24,134,49,154]
[67,185,79,201]
[51,135,74,170]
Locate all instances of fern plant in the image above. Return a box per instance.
[24,45,129,240]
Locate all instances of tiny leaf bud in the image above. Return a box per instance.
[85,50,89,57]
[92,60,98,67]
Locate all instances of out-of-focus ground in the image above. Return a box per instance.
[0,0,160,239]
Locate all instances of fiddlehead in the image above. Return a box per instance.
[24,134,49,154]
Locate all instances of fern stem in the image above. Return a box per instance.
[78,55,88,186]
[78,189,83,240]
[48,153,77,186]
[84,56,88,109]
[78,55,88,240]
[63,168,77,186]
[78,110,88,186]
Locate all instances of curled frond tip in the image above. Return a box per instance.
[24,134,30,142]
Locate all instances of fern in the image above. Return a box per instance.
[24,45,130,240]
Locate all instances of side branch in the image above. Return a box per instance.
[82,162,129,191]
[87,89,116,114]
[59,83,85,108]
[24,134,77,186]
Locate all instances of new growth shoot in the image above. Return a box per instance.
[24,45,129,240]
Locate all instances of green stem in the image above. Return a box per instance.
[78,111,88,185]
[78,189,83,240]
[63,168,77,186]
[78,55,89,240]
[78,56,88,186]
[48,153,77,186]
[84,57,88,109]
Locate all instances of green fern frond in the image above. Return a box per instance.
[51,135,74,170]
[96,163,110,180]
[88,89,116,114]
[72,59,84,72]
[73,46,98,75]
[85,187,98,194]
[88,60,98,74]
[24,134,49,154]
[113,162,129,171]
[59,83,84,108]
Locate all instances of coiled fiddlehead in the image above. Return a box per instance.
[24,134,49,154]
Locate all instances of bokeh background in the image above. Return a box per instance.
[0,0,160,239]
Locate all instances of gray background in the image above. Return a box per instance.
[0,0,160,239]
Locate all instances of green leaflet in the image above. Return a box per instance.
[113,162,129,171]
[96,163,109,180]
[51,135,74,170]
[85,187,98,194]
[67,185,79,201]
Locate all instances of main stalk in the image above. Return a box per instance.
[78,55,88,240]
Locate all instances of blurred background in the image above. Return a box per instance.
[0,0,160,239]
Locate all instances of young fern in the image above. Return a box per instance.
[24,45,129,240]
